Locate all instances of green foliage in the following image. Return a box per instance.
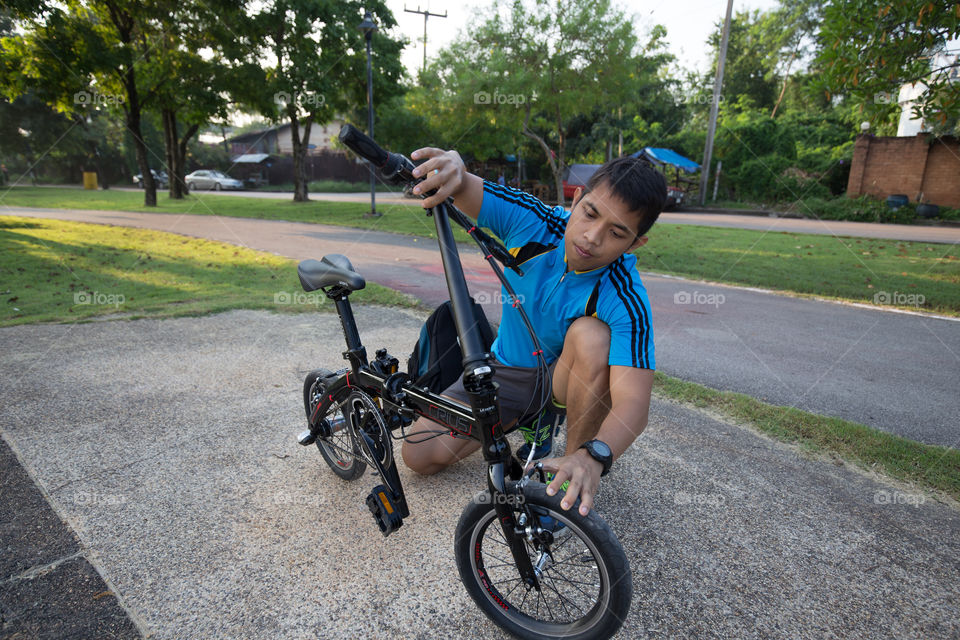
[706,10,780,112]
[409,0,672,201]
[711,103,859,202]
[799,195,924,225]
[814,0,960,132]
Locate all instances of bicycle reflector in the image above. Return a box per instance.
[366,485,404,536]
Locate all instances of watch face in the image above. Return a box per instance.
[591,440,612,458]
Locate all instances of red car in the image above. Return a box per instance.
[561,164,600,200]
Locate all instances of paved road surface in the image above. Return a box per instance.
[5,206,958,448]
[1,311,958,638]
[108,186,960,244]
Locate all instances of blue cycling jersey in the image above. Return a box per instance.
[478,181,655,370]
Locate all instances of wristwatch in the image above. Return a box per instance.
[579,439,613,477]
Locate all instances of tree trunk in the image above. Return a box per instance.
[162,109,176,198]
[289,111,314,202]
[770,48,797,119]
[112,13,154,207]
[176,122,198,199]
[128,108,156,206]
[161,108,197,199]
[522,103,561,205]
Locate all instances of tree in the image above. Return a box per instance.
[417,0,661,204]
[149,3,231,198]
[706,9,779,114]
[814,0,960,131]
[0,1,168,205]
[760,0,822,118]
[230,0,405,202]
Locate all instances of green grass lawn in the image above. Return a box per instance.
[0,215,415,327]
[654,373,960,503]
[0,184,453,236]
[3,186,958,314]
[638,224,959,315]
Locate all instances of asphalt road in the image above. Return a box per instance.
[1,310,958,638]
[5,206,959,447]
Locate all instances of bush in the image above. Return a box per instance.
[796,195,919,224]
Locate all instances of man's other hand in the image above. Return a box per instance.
[537,449,604,516]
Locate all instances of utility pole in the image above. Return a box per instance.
[699,0,734,206]
[404,5,447,73]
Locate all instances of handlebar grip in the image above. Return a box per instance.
[338,124,389,167]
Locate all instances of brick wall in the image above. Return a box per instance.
[846,134,960,208]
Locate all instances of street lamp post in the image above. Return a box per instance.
[359,11,378,217]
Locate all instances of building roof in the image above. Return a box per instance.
[637,147,700,173]
[231,153,272,164]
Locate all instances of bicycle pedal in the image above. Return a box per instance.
[297,429,317,446]
[366,485,403,536]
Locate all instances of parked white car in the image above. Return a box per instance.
[185,170,244,191]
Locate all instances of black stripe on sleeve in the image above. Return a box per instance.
[611,259,653,369]
[482,181,566,239]
[606,262,639,368]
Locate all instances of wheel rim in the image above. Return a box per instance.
[308,381,358,470]
[468,503,611,634]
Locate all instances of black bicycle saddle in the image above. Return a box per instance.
[297,254,366,292]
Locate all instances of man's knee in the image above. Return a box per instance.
[554,317,612,407]
[564,316,611,373]
[400,422,478,475]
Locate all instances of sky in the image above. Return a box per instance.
[384,0,782,77]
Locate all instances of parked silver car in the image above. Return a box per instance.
[184,170,244,191]
[133,169,169,189]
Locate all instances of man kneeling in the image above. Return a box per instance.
[401,148,666,517]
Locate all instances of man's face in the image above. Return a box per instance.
[564,181,648,272]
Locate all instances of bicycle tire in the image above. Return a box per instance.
[303,369,366,481]
[454,482,631,640]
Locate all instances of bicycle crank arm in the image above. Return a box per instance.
[359,431,410,536]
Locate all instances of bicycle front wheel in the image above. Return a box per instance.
[454,482,632,640]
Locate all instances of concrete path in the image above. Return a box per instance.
[1,310,958,638]
[105,186,960,244]
[4,206,959,448]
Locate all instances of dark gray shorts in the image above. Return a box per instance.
[442,358,562,430]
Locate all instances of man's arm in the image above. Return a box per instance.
[409,147,484,219]
[540,366,653,516]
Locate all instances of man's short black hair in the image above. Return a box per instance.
[584,156,667,238]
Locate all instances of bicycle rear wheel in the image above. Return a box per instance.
[303,369,366,481]
[454,482,631,640]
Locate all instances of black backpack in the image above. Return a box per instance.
[407,299,496,392]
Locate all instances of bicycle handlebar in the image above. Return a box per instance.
[338,123,523,278]
[339,124,416,185]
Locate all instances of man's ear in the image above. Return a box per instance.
[630,235,649,251]
[571,186,583,207]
